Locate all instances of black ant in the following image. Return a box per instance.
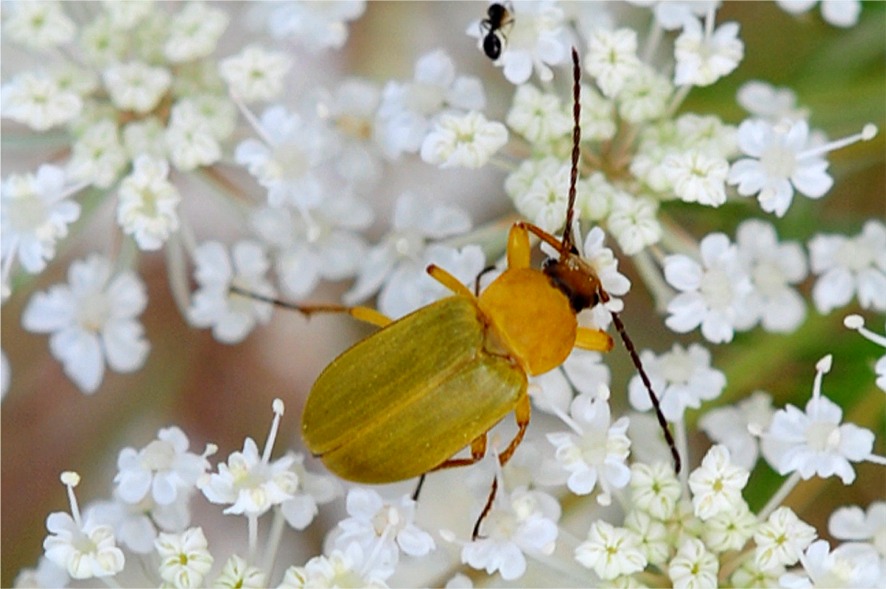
[480,2,514,61]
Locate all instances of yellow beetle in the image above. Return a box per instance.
[236,49,678,533]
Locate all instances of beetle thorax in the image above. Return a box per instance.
[477,267,577,376]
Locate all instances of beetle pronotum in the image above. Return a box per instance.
[233,48,679,538]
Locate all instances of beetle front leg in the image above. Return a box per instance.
[575,326,614,352]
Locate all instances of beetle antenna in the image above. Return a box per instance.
[561,46,582,257]
[608,308,682,473]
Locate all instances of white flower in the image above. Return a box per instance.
[579,84,617,142]
[219,45,292,103]
[702,500,758,552]
[421,111,508,169]
[735,219,808,333]
[102,61,172,114]
[278,542,391,588]
[251,197,371,300]
[674,17,744,87]
[628,343,726,422]
[668,538,719,589]
[155,527,214,589]
[201,436,297,518]
[676,113,738,158]
[458,487,560,581]
[1,164,81,274]
[618,65,672,123]
[212,554,266,589]
[575,520,647,580]
[506,157,570,234]
[116,156,181,250]
[187,240,275,344]
[776,0,862,28]
[343,193,471,304]
[265,0,366,53]
[3,1,76,49]
[809,220,886,314]
[762,355,876,484]
[688,445,749,520]
[66,119,128,189]
[165,100,222,171]
[376,50,485,159]
[43,472,125,580]
[829,501,886,555]
[22,255,149,393]
[606,193,662,255]
[754,506,818,570]
[630,461,681,520]
[530,348,611,416]
[123,117,167,160]
[730,558,785,588]
[333,488,435,571]
[662,149,729,206]
[467,0,568,84]
[279,453,341,530]
[378,243,485,320]
[1,71,82,131]
[699,390,775,470]
[780,539,881,588]
[12,556,70,589]
[87,488,189,555]
[737,80,809,122]
[547,388,631,503]
[843,315,886,392]
[313,78,384,186]
[585,28,641,98]
[576,226,632,326]
[114,426,208,507]
[201,400,298,518]
[664,232,754,343]
[164,2,229,62]
[506,84,573,145]
[624,510,669,566]
[727,119,832,217]
[235,106,333,209]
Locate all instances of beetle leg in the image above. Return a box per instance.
[426,264,475,299]
[411,474,426,501]
[431,433,487,470]
[506,223,532,269]
[574,326,614,352]
[514,221,566,254]
[472,476,498,540]
[228,286,392,327]
[498,392,530,466]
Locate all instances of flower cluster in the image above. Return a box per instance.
[4,1,884,588]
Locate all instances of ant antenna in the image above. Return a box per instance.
[561,47,582,256]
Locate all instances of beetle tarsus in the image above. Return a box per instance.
[472,476,499,540]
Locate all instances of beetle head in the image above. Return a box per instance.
[543,252,603,313]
